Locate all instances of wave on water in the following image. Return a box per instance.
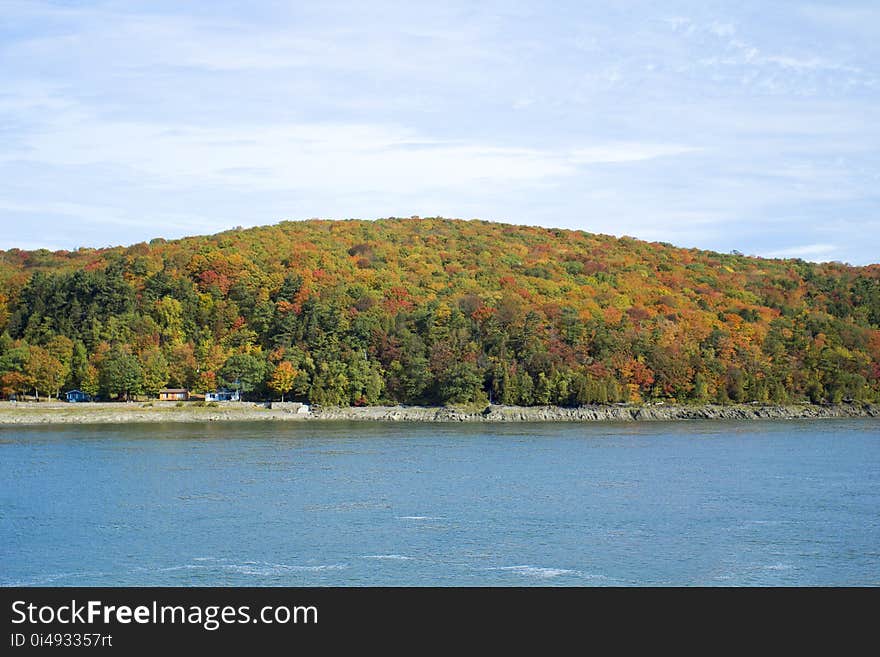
[2,570,111,586]
[135,559,348,578]
[397,516,443,521]
[362,554,414,560]
[489,565,582,579]
[222,561,348,576]
[305,501,391,512]
[763,563,795,571]
[154,564,209,573]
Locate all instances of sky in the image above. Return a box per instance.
[1,0,878,264]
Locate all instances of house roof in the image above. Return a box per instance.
[159,389,189,393]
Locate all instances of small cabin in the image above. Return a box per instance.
[206,388,240,402]
[159,388,190,402]
[65,389,92,403]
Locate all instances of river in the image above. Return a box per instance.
[2,419,878,586]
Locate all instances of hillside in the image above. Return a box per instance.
[1,218,878,406]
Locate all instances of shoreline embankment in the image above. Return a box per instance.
[0,400,877,426]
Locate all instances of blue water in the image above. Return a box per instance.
[1,419,878,586]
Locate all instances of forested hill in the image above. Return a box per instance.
[1,218,879,406]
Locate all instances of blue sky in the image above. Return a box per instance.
[1,1,878,264]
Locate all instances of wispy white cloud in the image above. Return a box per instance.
[0,90,701,193]
[0,1,876,264]
[667,15,873,93]
[570,143,701,164]
[1,116,572,191]
[765,243,839,260]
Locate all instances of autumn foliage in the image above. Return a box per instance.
[0,218,877,405]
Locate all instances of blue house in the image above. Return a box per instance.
[65,390,92,403]
[206,388,240,402]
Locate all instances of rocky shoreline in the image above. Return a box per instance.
[0,400,877,426]
[312,402,880,422]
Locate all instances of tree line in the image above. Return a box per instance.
[0,218,877,405]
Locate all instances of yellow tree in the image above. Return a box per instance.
[269,361,298,402]
[25,346,66,400]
